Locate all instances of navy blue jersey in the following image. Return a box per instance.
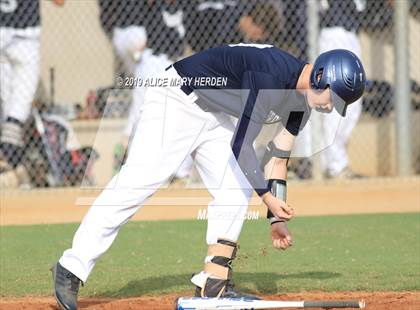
[173,44,307,196]
[174,43,305,94]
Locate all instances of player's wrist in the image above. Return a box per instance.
[266,179,287,219]
[269,217,286,225]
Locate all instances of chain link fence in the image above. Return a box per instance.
[0,0,419,189]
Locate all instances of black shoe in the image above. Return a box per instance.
[51,262,82,310]
[194,280,260,300]
[222,281,260,300]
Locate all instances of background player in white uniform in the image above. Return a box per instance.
[111,25,193,180]
[51,45,365,310]
[319,0,366,178]
[98,0,192,178]
[292,0,366,179]
[0,0,64,171]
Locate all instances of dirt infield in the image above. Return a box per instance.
[1,177,419,225]
[1,291,419,309]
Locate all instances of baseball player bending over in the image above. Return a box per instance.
[51,44,365,310]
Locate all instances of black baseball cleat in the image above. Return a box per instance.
[221,281,261,300]
[195,279,260,300]
[50,262,83,310]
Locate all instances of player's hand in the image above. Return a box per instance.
[262,192,294,220]
[271,221,293,250]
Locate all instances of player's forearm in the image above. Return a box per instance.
[263,127,294,180]
[261,129,294,220]
[264,157,288,180]
[264,160,288,221]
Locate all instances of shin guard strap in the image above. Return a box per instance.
[207,243,235,258]
[204,262,229,280]
[201,277,227,298]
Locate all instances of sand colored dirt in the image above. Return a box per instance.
[1,177,419,226]
[1,291,419,310]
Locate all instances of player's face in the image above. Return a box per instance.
[305,88,333,113]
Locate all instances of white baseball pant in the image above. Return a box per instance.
[0,27,40,123]
[127,49,193,179]
[59,67,253,282]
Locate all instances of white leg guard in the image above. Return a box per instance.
[193,239,237,298]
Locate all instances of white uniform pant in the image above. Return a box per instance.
[0,27,40,122]
[126,50,193,179]
[60,68,253,282]
[319,27,362,176]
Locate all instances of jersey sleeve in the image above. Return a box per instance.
[282,92,312,136]
[231,71,269,197]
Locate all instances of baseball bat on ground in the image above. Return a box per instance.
[176,297,365,310]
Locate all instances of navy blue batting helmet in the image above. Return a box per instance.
[310,49,366,116]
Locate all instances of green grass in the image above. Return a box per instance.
[0,213,419,297]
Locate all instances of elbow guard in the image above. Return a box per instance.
[260,141,291,170]
[267,179,287,219]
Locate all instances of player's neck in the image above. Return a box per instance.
[296,64,313,93]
